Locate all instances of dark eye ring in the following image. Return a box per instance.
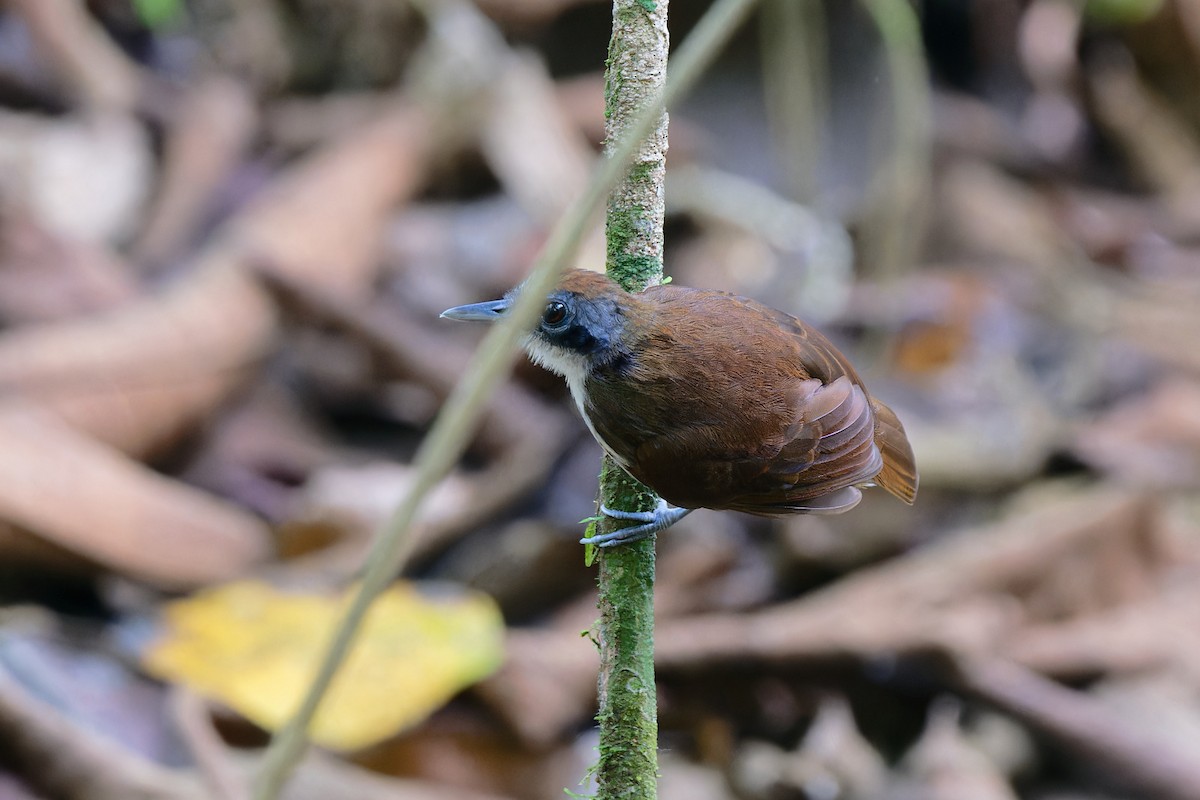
[543,300,568,327]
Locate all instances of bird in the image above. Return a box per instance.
[441,269,917,547]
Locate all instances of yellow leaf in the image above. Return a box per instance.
[142,580,504,751]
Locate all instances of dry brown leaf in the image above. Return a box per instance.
[265,92,400,151]
[0,263,272,458]
[1088,51,1200,228]
[1009,581,1200,679]
[1074,378,1200,486]
[300,463,475,532]
[0,215,137,324]
[952,656,1200,800]
[940,160,1071,273]
[0,661,203,800]
[228,104,431,296]
[131,76,259,267]
[656,485,1163,668]
[0,657,515,800]
[0,103,432,458]
[0,400,269,589]
[481,51,605,268]
[6,0,147,111]
[1114,282,1200,375]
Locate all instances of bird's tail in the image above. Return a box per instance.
[871,398,918,504]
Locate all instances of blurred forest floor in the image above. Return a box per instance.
[1,1,1200,799]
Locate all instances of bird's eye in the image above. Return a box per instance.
[542,300,568,327]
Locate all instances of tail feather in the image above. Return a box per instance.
[870,398,918,504]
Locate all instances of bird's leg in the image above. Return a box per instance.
[581,499,693,547]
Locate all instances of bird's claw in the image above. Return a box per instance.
[580,499,692,547]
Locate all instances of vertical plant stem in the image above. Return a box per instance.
[596,1,669,797]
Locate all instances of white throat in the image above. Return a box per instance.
[523,336,631,469]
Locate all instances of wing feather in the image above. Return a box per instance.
[579,281,916,513]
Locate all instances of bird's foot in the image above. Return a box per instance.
[580,499,693,547]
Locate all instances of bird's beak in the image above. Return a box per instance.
[439,298,511,322]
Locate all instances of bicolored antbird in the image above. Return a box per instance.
[442,269,917,546]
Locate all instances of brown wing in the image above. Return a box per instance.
[584,285,916,512]
[753,303,918,508]
[622,375,884,515]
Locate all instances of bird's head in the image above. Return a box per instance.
[440,269,634,386]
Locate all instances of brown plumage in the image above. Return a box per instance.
[442,269,917,538]
[569,271,916,514]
